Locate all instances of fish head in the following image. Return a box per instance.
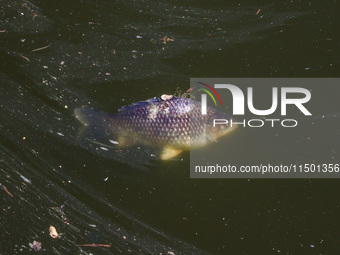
[205,109,237,140]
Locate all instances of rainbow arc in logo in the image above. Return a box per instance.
[194,82,222,106]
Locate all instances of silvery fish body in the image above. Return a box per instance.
[75,95,235,159]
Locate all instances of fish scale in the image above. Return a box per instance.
[115,97,202,147]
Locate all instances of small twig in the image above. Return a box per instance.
[174,87,180,96]
[129,24,138,30]
[1,185,13,197]
[20,55,30,62]
[31,44,50,53]
[77,244,111,247]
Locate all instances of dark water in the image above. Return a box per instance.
[0,0,339,254]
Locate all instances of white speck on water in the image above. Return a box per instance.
[57,132,64,136]
[109,140,119,145]
[104,177,109,181]
[100,147,108,151]
[136,35,142,38]
[20,175,31,184]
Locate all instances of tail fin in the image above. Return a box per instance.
[74,107,164,168]
[75,108,99,126]
[74,107,114,127]
[74,107,115,139]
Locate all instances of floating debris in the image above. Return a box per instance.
[20,174,31,184]
[88,21,101,25]
[30,44,50,53]
[128,24,138,30]
[185,87,194,94]
[161,94,173,101]
[49,225,59,238]
[49,205,70,224]
[77,244,111,247]
[160,36,174,44]
[29,241,42,251]
[20,55,30,62]
[256,9,261,15]
[1,184,13,197]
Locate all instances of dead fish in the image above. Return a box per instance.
[75,94,236,159]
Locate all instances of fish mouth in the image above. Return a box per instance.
[222,120,237,135]
[207,114,237,139]
[213,121,237,139]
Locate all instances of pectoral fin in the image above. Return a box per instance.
[161,147,182,160]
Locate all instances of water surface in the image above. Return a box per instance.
[0,0,339,254]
